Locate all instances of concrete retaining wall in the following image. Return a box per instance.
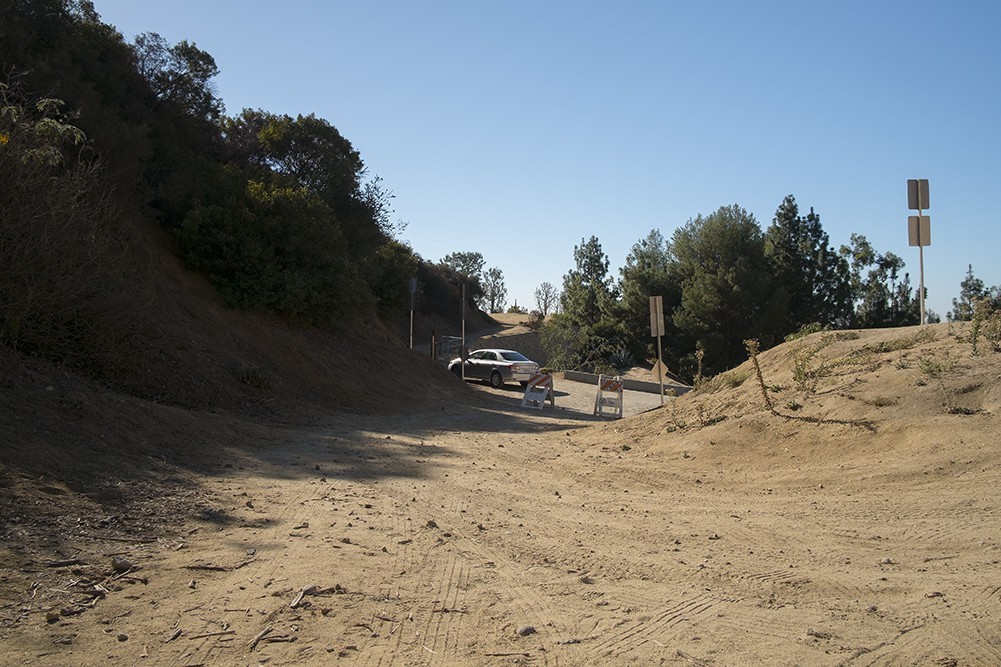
[563,370,692,396]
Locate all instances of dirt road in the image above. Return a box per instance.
[457,373,667,418]
[7,367,999,665]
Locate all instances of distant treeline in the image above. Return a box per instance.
[542,201,930,379]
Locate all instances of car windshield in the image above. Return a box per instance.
[499,351,531,362]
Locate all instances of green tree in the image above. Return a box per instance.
[440,251,485,281]
[223,110,391,255]
[619,228,682,362]
[133,32,224,122]
[543,237,628,372]
[176,180,368,324]
[482,267,507,312]
[561,236,617,324]
[764,195,852,332]
[534,281,559,316]
[254,112,362,200]
[949,264,986,321]
[369,240,419,318]
[670,205,781,374]
[439,251,486,311]
[839,234,919,327]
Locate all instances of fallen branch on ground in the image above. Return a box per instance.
[188,629,235,640]
[248,625,273,651]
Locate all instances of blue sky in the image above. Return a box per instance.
[93,1,1001,320]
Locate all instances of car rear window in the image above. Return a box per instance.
[500,351,530,362]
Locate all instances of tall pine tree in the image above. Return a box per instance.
[764,195,852,333]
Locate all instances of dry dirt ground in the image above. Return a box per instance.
[2,321,1000,666]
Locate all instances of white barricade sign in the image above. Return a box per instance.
[521,373,555,409]
[593,374,623,418]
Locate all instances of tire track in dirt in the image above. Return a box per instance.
[710,602,820,646]
[837,585,1001,667]
[586,591,717,661]
[337,478,477,666]
[836,619,1001,667]
[417,551,471,664]
[376,472,592,665]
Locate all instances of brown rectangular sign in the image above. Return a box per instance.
[908,215,931,247]
[907,179,930,210]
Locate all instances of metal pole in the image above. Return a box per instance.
[408,276,417,349]
[656,334,665,404]
[918,206,926,325]
[919,244,926,325]
[460,281,466,381]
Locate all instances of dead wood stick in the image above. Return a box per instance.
[78,534,157,544]
[46,558,88,568]
[110,568,138,582]
[676,649,711,666]
[290,584,319,608]
[248,625,273,651]
[164,628,182,642]
[484,652,530,657]
[188,629,236,640]
[183,557,256,573]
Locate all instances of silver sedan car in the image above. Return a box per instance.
[448,348,540,388]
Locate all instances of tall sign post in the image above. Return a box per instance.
[649,295,666,404]
[408,277,417,350]
[907,179,931,325]
[460,280,467,381]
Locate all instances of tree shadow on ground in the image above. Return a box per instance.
[0,359,612,606]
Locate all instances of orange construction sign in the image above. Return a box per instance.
[521,373,555,409]
[593,374,623,418]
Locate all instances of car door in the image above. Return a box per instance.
[470,350,496,380]
[466,350,488,380]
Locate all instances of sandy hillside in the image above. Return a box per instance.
[1,321,1000,666]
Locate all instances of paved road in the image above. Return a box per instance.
[460,372,668,419]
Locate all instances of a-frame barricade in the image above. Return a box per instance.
[593,374,623,418]
[521,373,555,409]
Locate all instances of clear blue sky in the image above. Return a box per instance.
[93,0,1001,320]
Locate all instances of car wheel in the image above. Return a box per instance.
[489,370,504,389]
